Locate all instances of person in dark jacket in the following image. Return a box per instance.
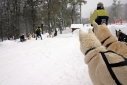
[54,29,57,37]
[35,26,42,40]
[90,2,109,31]
[20,34,26,42]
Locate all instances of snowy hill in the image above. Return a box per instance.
[0,24,127,85]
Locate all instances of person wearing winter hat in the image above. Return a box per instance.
[90,2,109,31]
[97,2,104,8]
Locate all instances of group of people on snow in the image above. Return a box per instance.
[20,26,57,42]
[20,2,108,42]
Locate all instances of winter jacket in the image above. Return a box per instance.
[35,27,42,35]
[90,8,109,26]
[35,28,42,32]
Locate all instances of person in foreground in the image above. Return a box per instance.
[90,2,109,31]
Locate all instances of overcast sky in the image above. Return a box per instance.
[81,0,126,18]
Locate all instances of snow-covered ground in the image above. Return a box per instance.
[0,24,127,85]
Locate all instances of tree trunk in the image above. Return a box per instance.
[48,0,51,34]
[32,0,35,33]
[0,21,3,41]
[79,3,81,24]
[71,4,74,24]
